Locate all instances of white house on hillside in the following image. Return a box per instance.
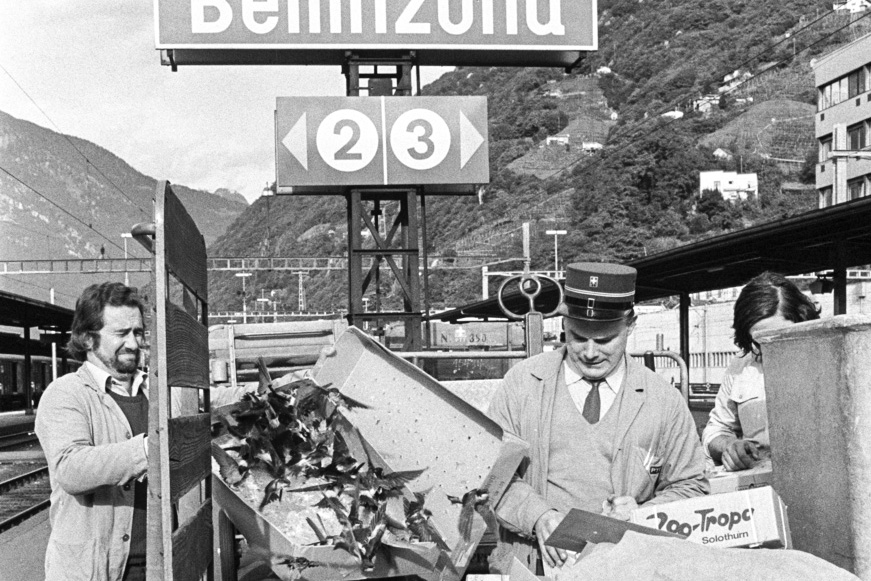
[833,0,870,13]
[713,148,733,161]
[699,171,759,201]
[545,134,570,146]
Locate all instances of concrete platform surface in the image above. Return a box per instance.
[0,511,49,581]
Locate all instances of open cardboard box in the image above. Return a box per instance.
[707,456,773,495]
[630,485,791,549]
[214,327,528,581]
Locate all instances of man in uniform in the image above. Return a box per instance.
[36,282,149,581]
[488,262,708,573]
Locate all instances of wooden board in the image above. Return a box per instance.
[161,181,207,300]
[168,413,211,504]
[171,498,214,581]
[148,180,213,581]
[166,301,209,388]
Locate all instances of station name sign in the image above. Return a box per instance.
[155,0,596,63]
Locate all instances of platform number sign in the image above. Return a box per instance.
[276,96,488,188]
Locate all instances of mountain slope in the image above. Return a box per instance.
[203,0,862,310]
[105,1,871,311]
[0,109,247,262]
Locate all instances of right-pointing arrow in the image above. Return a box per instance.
[459,111,484,169]
[282,113,308,170]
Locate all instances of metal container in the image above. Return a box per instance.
[758,315,871,579]
[215,326,528,581]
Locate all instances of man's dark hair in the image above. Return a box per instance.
[733,272,820,357]
[66,282,145,362]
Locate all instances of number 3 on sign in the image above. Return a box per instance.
[316,110,379,172]
[390,109,451,170]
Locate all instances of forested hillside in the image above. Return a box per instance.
[208,2,871,312]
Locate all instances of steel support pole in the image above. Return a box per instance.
[834,240,848,315]
[24,304,33,415]
[342,53,423,351]
[679,292,691,382]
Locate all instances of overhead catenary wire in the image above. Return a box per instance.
[0,220,68,242]
[0,276,79,302]
[0,62,150,219]
[0,165,129,256]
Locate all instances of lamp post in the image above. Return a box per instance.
[271,290,278,322]
[235,272,252,323]
[256,289,272,324]
[255,298,268,323]
[545,230,567,275]
[121,233,133,286]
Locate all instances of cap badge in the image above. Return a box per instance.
[589,276,599,288]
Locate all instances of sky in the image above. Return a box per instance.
[0,1,451,204]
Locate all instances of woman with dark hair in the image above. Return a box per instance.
[702,272,820,471]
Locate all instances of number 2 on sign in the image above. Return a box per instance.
[316,109,379,172]
[390,109,450,170]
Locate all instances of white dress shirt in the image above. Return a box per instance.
[84,360,149,458]
[563,357,626,421]
[85,360,147,397]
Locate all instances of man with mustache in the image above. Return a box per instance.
[487,263,708,575]
[36,282,149,581]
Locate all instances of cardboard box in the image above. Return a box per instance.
[707,457,774,495]
[465,557,553,581]
[630,486,791,549]
[215,326,529,581]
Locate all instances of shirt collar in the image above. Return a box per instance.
[84,360,147,397]
[564,355,626,394]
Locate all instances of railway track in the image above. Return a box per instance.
[0,465,50,532]
[0,430,40,451]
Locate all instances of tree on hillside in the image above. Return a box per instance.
[696,188,742,229]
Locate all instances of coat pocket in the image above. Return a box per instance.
[623,445,663,502]
[45,536,100,581]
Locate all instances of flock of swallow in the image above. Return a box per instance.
[210,358,496,572]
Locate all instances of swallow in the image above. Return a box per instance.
[447,488,497,542]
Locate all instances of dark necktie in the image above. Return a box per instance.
[582,380,602,424]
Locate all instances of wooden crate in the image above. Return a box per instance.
[145,181,214,581]
[214,327,528,581]
[209,319,347,388]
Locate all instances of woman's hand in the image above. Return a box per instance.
[721,438,760,471]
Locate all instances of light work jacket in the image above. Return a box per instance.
[35,365,148,581]
[487,348,708,572]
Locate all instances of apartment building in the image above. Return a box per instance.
[814,33,871,207]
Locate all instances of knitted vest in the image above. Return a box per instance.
[546,367,622,514]
[106,389,148,559]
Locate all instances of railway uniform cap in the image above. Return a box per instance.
[558,262,637,322]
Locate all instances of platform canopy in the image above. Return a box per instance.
[0,290,74,331]
[432,195,871,323]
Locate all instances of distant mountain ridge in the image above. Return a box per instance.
[0,109,247,262]
[213,187,248,205]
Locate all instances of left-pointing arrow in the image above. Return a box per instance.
[459,111,484,169]
[282,113,308,170]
